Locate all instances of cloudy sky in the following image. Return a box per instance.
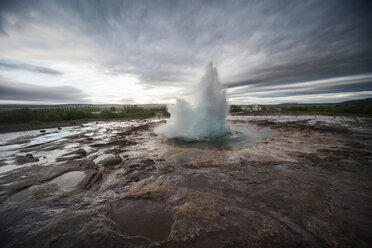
[0,0,371,105]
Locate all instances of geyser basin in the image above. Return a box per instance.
[164,119,276,148]
[156,62,230,140]
[1,117,372,247]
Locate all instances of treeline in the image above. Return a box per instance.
[0,105,169,125]
[229,105,243,113]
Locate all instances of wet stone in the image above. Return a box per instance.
[9,187,31,203]
[56,148,87,161]
[15,155,39,165]
[110,199,173,242]
[99,155,122,167]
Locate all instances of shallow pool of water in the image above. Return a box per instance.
[49,171,85,191]
[164,121,276,148]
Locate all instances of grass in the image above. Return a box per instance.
[0,105,169,129]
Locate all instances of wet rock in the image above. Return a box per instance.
[170,192,238,242]
[104,147,125,155]
[79,170,103,190]
[30,183,60,199]
[246,213,300,247]
[114,159,156,184]
[56,148,87,161]
[90,138,136,148]
[183,160,217,169]
[58,127,62,130]
[228,171,259,184]
[124,177,175,201]
[49,171,86,191]
[4,159,95,196]
[99,155,122,167]
[125,159,155,172]
[9,186,32,203]
[17,210,132,248]
[15,154,39,164]
[157,165,175,174]
[73,159,96,169]
[111,199,173,242]
[2,116,372,247]
[118,123,152,136]
[40,130,46,133]
[72,148,88,157]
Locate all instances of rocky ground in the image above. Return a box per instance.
[0,115,371,247]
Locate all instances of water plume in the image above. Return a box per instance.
[156,62,230,140]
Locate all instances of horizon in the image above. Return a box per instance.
[1,0,372,105]
[0,96,370,107]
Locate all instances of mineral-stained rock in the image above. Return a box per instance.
[157,165,175,174]
[15,154,39,164]
[170,192,239,242]
[78,170,103,190]
[228,171,259,184]
[123,158,156,179]
[118,123,152,136]
[99,155,122,167]
[56,148,87,161]
[124,177,175,201]
[111,199,173,242]
[90,138,136,148]
[183,160,217,169]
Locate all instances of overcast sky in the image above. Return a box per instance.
[0,0,371,105]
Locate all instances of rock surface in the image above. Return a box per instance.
[0,116,371,247]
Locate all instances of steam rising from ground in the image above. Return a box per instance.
[156,62,230,140]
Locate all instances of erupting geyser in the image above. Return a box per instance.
[156,62,230,140]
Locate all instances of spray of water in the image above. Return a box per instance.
[155,62,230,140]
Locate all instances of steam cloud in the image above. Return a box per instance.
[156,62,230,140]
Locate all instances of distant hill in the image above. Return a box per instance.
[273,98,372,116]
[279,102,299,105]
[341,98,372,104]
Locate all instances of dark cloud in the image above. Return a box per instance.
[232,80,372,98]
[0,15,8,36]
[0,77,88,102]
[227,74,372,103]
[226,53,372,89]
[0,0,372,102]
[0,61,63,75]
[118,97,134,104]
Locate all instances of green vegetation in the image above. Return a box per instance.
[0,105,169,127]
[229,105,243,113]
[230,98,372,116]
[0,98,370,129]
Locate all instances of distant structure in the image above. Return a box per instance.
[241,105,262,112]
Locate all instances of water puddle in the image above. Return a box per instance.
[110,199,173,242]
[165,121,276,148]
[49,171,85,191]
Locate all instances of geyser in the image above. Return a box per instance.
[156,62,230,140]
